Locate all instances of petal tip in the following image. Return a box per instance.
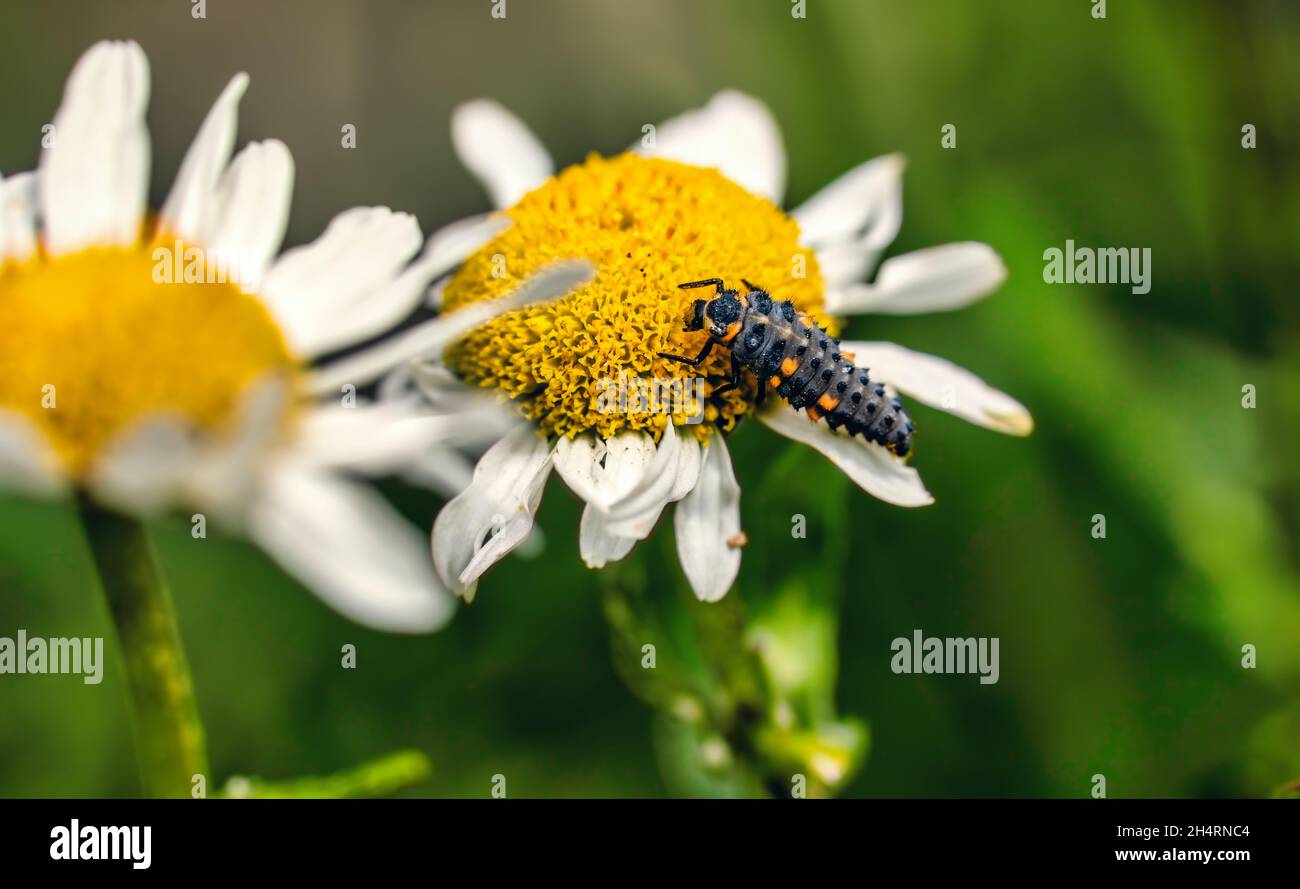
[997,409,1034,437]
[220,71,251,103]
[693,583,731,603]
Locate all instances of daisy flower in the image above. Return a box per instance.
[0,41,590,632]
[425,90,1032,605]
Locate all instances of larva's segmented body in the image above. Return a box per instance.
[659,279,914,456]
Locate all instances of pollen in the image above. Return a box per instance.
[442,154,830,440]
[0,244,298,477]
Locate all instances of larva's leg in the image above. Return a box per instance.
[677,278,726,294]
[658,340,715,367]
[710,353,743,397]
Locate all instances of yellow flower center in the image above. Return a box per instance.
[442,154,830,440]
[0,243,298,477]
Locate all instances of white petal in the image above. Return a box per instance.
[199,139,294,293]
[588,433,654,507]
[638,90,786,203]
[39,41,150,255]
[815,239,882,289]
[378,360,419,404]
[86,415,200,515]
[841,341,1033,436]
[399,362,523,447]
[419,213,510,281]
[87,377,291,522]
[452,100,553,210]
[183,377,292,522]
[292,401,424,470]
[408,361,484,411]
[0,172,38,263]
[826,242,1006,316]
[306,259,594,394]
[579,506,637,569]
[159,73,248,241]
[603,422,698,539]
[426,274,451,309]
[0,411,67,498]
[294,400,507,475]
[793,154,904,251]
[263,206,421,306]
[667,432,704,502]
[248,463,455,633]
[673,435,742,602]
[554,425,700,533]
[260,206,422,354]
[551,434,603,505]
[759,404,933,507]
[399,445,478,499]
[574,432,656,568]
[431,425,553,601]
[301,214,512,356]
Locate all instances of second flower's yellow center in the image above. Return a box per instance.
[443,154,830,440]
[0,244,298,477]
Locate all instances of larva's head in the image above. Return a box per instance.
[703,293,742,338]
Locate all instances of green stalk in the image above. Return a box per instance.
[77,498,208,798]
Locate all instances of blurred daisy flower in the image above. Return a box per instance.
[0,41,589,632]
[422,91,1032,604]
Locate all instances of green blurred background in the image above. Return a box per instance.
[2,0,1298,797]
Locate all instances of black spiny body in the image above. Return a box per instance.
[658,278,914,456]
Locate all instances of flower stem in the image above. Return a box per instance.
[219,749,433,799]
[77,497,209,798]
